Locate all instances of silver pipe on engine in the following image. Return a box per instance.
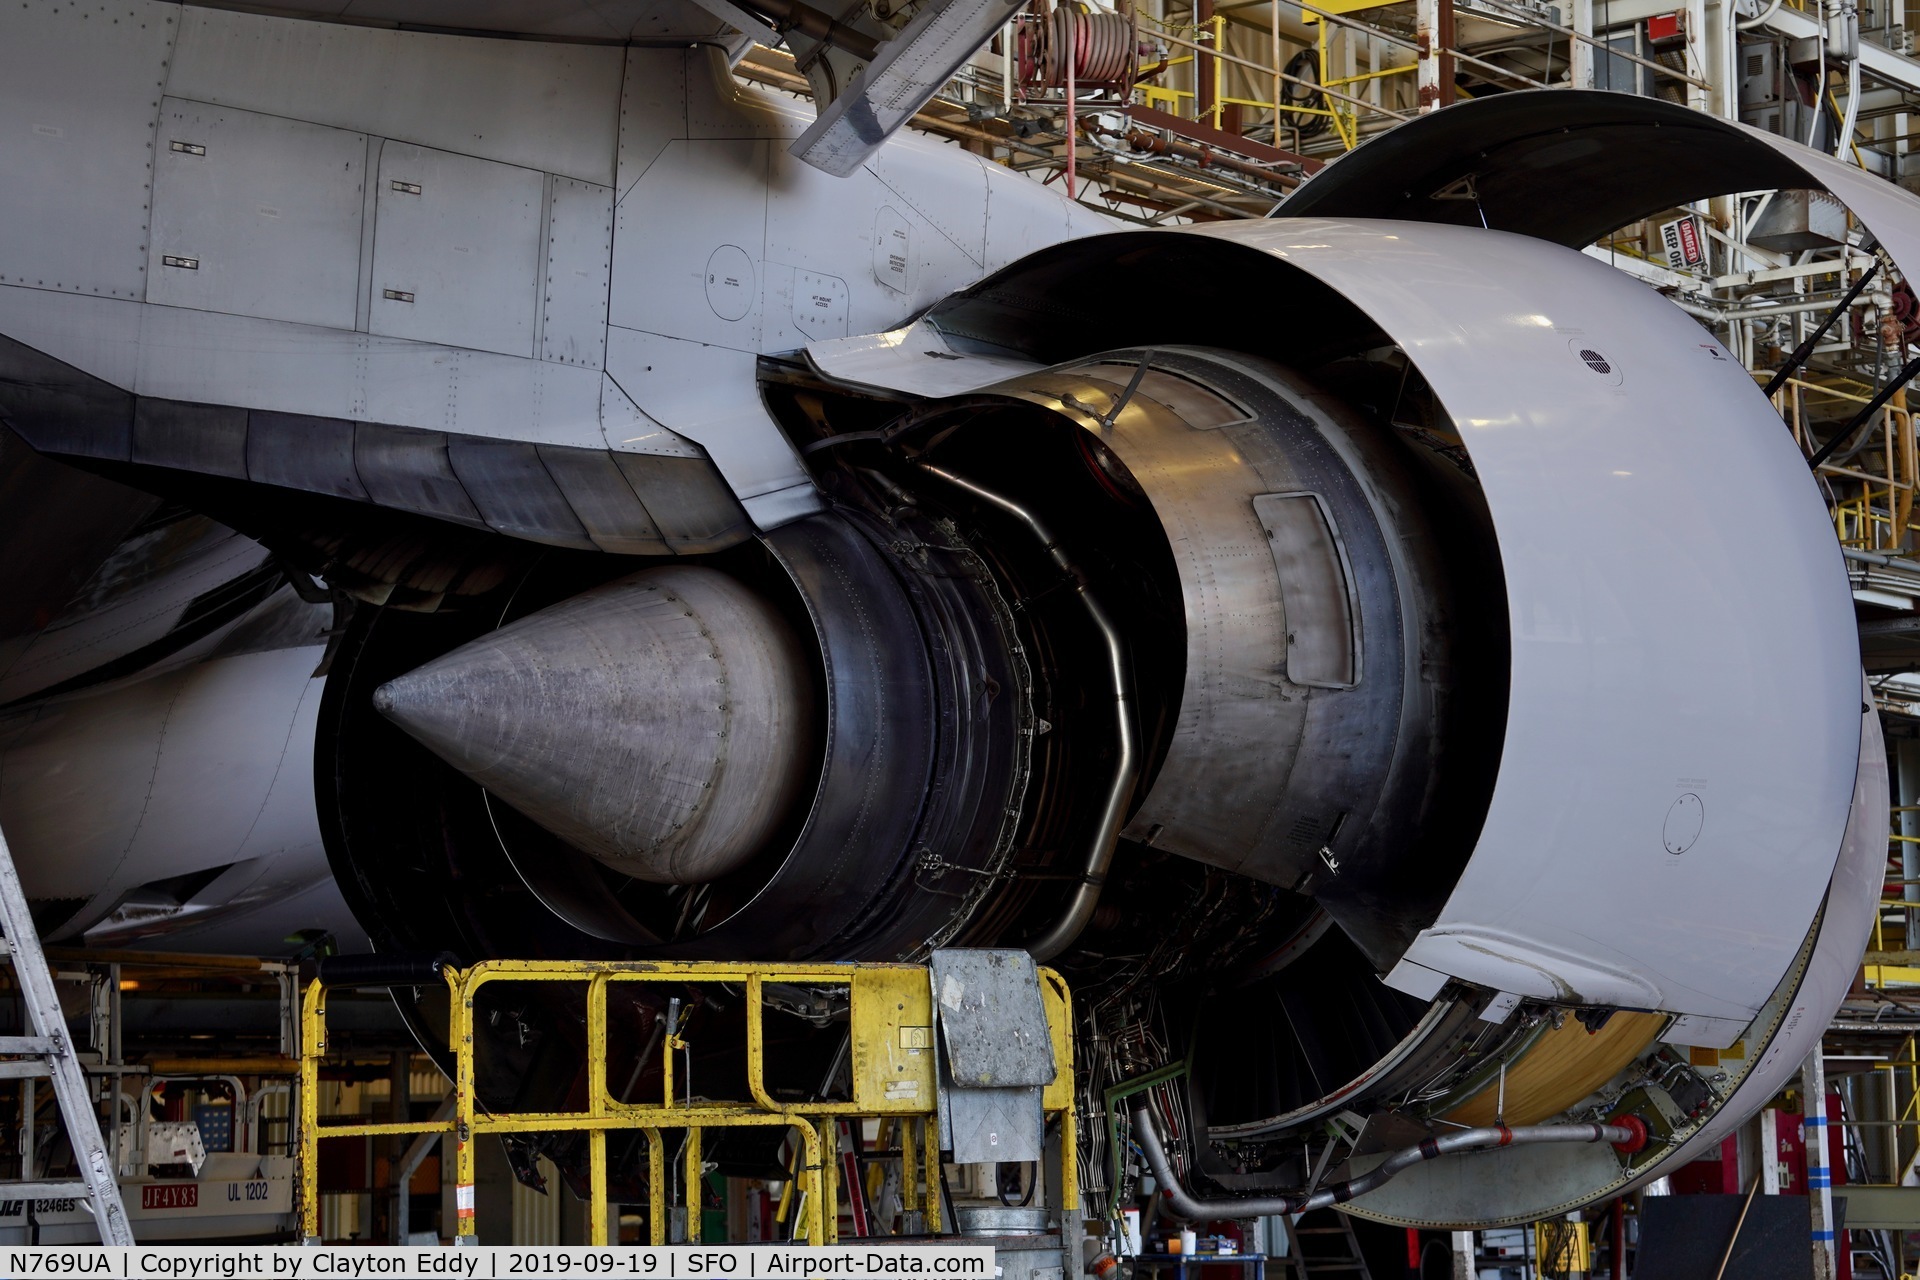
[915,463,1140,962]
[1132,1107,1637,1219]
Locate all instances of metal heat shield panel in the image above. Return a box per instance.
[168,6,623,187]
[0,2,178,301]
[938,1078,1044,1166]
[370,143,543,359]
[540,177,613,369]
[928,949,1055,1088]
[147,100,367,331]
[928,949,1053,1165]
[1253,491,1359,690]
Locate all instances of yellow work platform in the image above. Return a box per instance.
[299,958,1075,1247]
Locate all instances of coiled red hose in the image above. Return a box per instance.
[1020,7,1136,86]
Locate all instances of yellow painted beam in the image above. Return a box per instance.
[1302,0,1413,22]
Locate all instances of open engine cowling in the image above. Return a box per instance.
[316,205,1882,1225]
[0,87,1870,1227]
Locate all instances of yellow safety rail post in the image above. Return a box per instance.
[1297,0,1425,149]
[1040,969,1078,1213]
[1139,10,1353,137]
[1894,401,1914,540]
[587,973,609,1246]
[1210,14,1226,131]
[1315,13,1348,149]
[299,964,463,1245]
[298,979,319,1244]
[1878,1035,1919,1183]
[1868,900,1920,986]
[457,961,836,1247]
[1790,372,1918,554]
[1906,1032,1918,1176]
[923,1115,943,1234]
[301,958,1076,1248]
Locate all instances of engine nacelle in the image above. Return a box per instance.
[322,210,1882,1225]
[0,43,1895,1226]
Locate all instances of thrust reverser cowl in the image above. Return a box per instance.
[371,566,815,885]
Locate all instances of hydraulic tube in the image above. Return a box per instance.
[917,463,1139,962]
[1132,1108,1637,1218]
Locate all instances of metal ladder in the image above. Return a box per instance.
[0,823,134,1244]
[1277,1209,1374,1279]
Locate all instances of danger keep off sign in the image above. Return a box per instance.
[1660,216,1706,270]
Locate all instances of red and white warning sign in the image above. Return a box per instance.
[1660,216,1706,270]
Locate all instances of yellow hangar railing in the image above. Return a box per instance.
[298,957,1076,1247]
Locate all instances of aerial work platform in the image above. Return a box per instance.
[299,953,1076,1247]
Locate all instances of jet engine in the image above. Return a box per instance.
[316,217,1883,1228]
[0,23,1892,1228]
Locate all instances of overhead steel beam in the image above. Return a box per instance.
[791,0,1028,175]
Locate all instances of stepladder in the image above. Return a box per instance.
[0,822,134,1244]
[1278,1208,1375,1279]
